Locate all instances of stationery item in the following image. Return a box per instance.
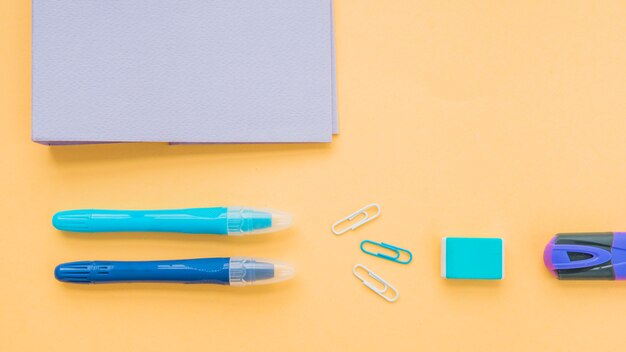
[441,237,504,280]
[544,232,626,280]
[52,207,292,235]
[360,240,413,264]
[55,257,295,285]
[32,0,337,144]
[332,203,381,235]
[352,264,398,302]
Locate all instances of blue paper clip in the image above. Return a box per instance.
[360,240,413,264]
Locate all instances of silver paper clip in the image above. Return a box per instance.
[352,264,399,302]
[332,203,381,235]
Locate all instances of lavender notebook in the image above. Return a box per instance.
[32,0,337,144]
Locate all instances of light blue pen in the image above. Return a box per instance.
[52,207,292,235]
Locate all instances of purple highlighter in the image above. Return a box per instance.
[544,232,626,280]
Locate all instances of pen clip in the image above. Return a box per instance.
[331,203,381,235]
[360,240,413,264]
[352,264,398,302]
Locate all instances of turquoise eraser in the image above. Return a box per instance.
[441,237,504,280]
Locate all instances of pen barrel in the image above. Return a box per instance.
[53,208,229,234]
[55,258,231,284]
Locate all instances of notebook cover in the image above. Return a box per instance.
[32,0,335,144]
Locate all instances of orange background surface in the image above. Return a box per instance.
[3,1,626,351]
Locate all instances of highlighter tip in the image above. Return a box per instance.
[273,262,296,283]
[228,257,295,286]
[227,207,292,235]
[270,210,292,232]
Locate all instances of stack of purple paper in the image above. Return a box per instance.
[32,0,337,145]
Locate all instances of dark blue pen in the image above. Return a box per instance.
[55,257,295,286]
